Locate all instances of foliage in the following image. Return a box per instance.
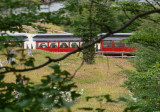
[124,63,160,112]
[79,94,116,112]
[127,21,160,72]
[0,0,55,33]
[62,0,119,64]
[82,43,96,64]
[124,20,160,111]
[130,45,160,72]
[54,0,158,64]
[0,64,80,112]
[0,0,160,111]
[128,21,160,48]
[0,1,81,111]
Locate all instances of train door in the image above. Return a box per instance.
[49,42,59,52]
[102,41,113,54]
[95,43,101,51]
[113,41,124,54]
[59,42,69,52]
[80,42,83,47]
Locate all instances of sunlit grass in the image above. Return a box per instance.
[1,49,134,112]
[23,22,64,33]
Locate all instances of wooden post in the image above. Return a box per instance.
[122,51,124,59]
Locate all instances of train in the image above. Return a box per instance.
[1,33,135,55]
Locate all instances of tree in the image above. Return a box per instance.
[123,19,160,111]
[0,0,160,111]
[55,0,159,64]
[127,20,160,71]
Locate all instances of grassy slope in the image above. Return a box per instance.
[23,22,65,33]
[2,49,134,112]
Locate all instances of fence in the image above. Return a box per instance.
[96,51,135,58]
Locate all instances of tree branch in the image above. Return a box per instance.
[145,0,157,9]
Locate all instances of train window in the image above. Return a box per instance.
[60,42,68,48]
[49,42,58,48]
[114,41,123,47]
[124,43,130,47]
[70,42,79,48]
[103,41,112,47]
[124,42,133,47]
[38,42,48,48]
[96,43,101,51]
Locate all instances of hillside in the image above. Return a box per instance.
[22,22,65,33]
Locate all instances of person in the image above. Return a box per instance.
[71,43,78,48]
[39,43,47,48]
[27,49,33,56]
[60,43,68,48]
[49,43,58,48]
[7,49,15,64]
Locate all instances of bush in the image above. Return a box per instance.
[0,65,80,112]
[130,45,160,72]
[124,63,160,112]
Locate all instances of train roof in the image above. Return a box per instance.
[0,33,133,41]
[0,33,29,41]
[33,33,132,41]
[33,33,73,37]
[98,33,133,36]
[33,37,81,42]
[98,33,133,41]
[32,33,81,41]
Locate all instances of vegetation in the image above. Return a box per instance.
[0,0,160,111]
[52,0,159,64]
[2,50,134,112]
[123,22,160,111]
[23,22,64,33]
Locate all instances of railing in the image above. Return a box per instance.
[96,51,135,58]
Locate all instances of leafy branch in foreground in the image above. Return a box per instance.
[0,64,80,112]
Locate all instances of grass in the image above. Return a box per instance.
[1,49,134,112]
[23,22,65,34]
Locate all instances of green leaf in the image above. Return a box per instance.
[24,57,35,67]
[49,64,61,73]
[78,107,93,111]
[118,97,128,102]
[17,99,32,108]
[0,74,5,81]
[4,108,13,112]
[124,106,139,112]
[96,108,105,112]
[103,94,115,102]
[86,96,94,101]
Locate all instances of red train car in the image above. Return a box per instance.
[32,33,135,55]
[99,33,135,55]
[0,34,28,49]
[33,33,82,52]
